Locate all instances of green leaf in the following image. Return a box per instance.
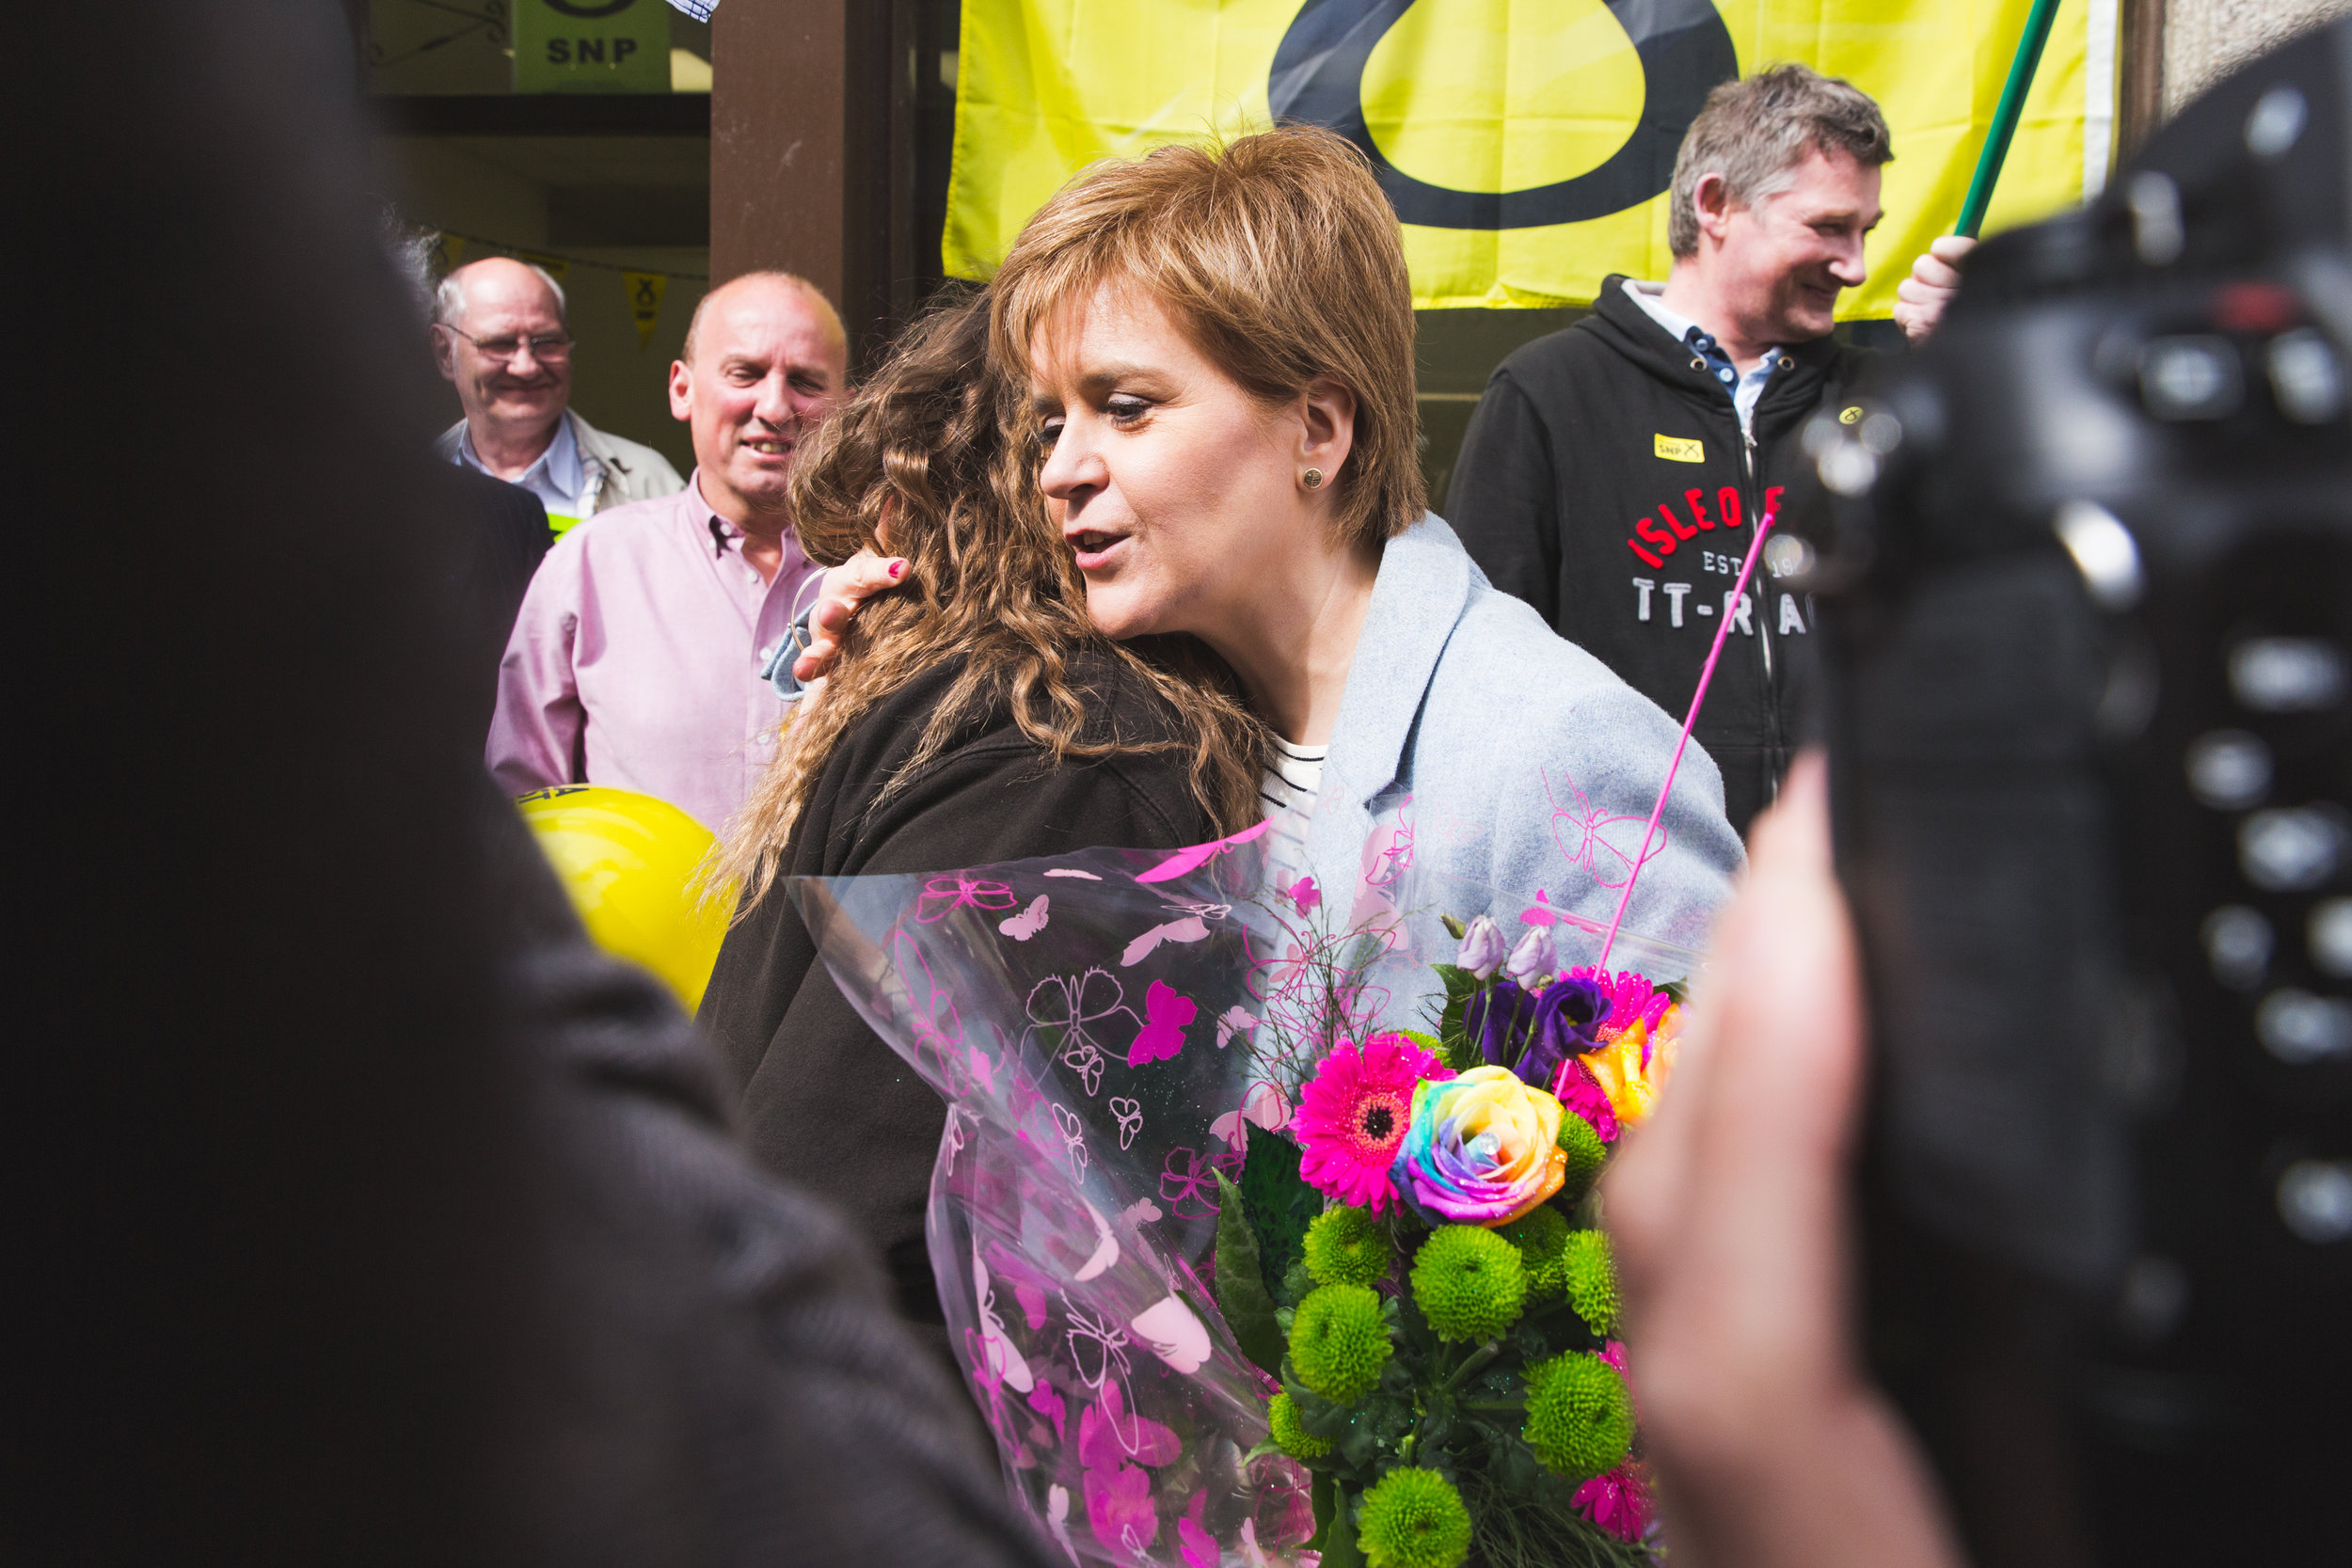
[1430,964,1487,1069]
[1392,1026,1447,1060]
[1212,1171,1287,1377]
[1240,1132,1321,1295]
[1310,1471,1337,1551]
[1323,1484,1366,1568]
[1431,963,1484,1002]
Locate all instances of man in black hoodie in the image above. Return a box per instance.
[1448,65,1963,835]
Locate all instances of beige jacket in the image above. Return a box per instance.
[435,409,684,518]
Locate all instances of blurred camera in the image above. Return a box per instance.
[1794,23,2352,1566]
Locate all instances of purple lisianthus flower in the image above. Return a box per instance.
[1464,978,1534,1069]
[1456,914,1509,979]
[1504,925,1558,989]
[1516,975,1610,1089]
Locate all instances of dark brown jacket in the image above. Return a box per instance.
[700,652,1217,1349]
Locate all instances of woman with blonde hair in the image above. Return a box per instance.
[818,127,1744,945]
[697,289,1266,1356]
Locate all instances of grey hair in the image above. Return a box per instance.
[376,205,439,325]
[1668,64,1892,259]
[433,259,568,329]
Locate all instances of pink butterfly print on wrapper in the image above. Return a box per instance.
[1133,818,1273,884]
[1209,1081,1292,1152]
[1126,979,1197,1066]
[915,872,1018,924]
[1159,1146,1220,1218]
[1120,916,1208,967]
[1361,812,1416,890]
[999,894,1049,940]
[886,931,970,1094]
[1180,1493,1218,1568]
[1280,875,1320,915]
[1544,768,1664,891]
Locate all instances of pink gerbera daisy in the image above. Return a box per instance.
[1566,966,1674,1039]
[1554,1059,1620,1143]
[1571,1462,1654,1543]
[1289,1032,1451,1212]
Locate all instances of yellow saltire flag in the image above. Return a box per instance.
[624,270,668,350]
[946,0,2119,315]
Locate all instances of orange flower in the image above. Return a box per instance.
[1576,1006,1681,1130]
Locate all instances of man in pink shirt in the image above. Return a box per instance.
[488,272,850,833]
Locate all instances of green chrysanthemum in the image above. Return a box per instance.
[1266,1391,1331,1458]
[1498,1205,1573,1299]
[1289,1283,1392,1402]
[1557,1111,1608,1198]
[1304,1204,1392,1287]
[1562,1227,1621,1336]
[1409,1225,1528,1342]
[1357,1466,1473,1568]
[1522,1351,1634,1480]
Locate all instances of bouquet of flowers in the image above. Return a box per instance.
[791,819,1692,1567]
[1228,908,1683,1568]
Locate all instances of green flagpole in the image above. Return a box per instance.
[1954,0,2064,238]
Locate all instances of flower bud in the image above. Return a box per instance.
[1503,925,1557,989]
[1455,914,1508,979]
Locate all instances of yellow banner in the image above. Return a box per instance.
[946,0,2118,314]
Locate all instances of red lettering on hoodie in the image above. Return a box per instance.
[1717,487,1742,531]
[1684,488,1715,531]
[1660,503,1698,541]
[1763,484,1785,522]
[1633,515,1680,558]
[1627,536,1664,569]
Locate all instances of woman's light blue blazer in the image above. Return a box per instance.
[1294,515,1747,968]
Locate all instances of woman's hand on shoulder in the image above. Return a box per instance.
[792,549,911,683]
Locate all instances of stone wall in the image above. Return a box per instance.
[2165,0,2352,113]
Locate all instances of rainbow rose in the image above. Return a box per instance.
[1391,1066,1569,1227]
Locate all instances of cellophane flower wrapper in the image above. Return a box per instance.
[790,816,1699,1565]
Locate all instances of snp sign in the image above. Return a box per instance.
[515,0,669,93]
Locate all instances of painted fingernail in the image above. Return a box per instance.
[888,560,906,579]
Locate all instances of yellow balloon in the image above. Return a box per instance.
[516,785,732,1014]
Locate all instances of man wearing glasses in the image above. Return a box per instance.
[432,256,683,531]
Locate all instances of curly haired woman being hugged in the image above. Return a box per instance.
[810,127,1744,948]
[698,290,1265,1360]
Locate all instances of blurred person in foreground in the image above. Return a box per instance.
[9,0,1073,1559]
[1605,753,1964,1568]
[488,273,855,833]
[433,256,683,529]
[1446,66,1966,836]
[699,290,1268,1366]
